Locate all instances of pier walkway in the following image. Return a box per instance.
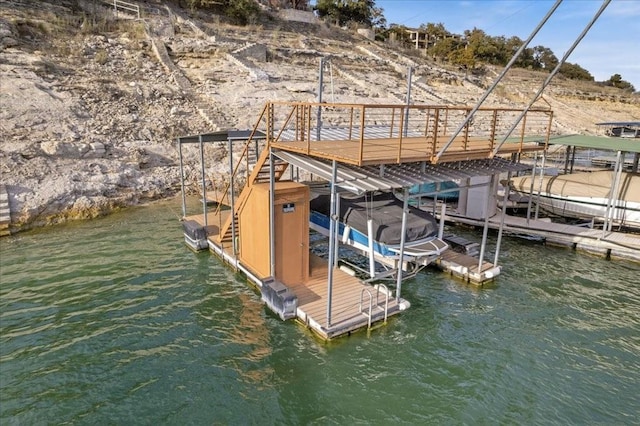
[446,211,640,262]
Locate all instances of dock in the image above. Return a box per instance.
[445,211,640,262]
[185,211,406,340]
[177,101,553,339]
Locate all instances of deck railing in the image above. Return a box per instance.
[102,0,141,19]
[260,101,553,165]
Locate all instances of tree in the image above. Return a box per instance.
[559,62,594,81]
[604,74,635,91]
[532,46,558,70]
[315,0,383,27]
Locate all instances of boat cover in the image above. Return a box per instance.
[310,192,438,245]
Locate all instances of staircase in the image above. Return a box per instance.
[216,146,289,244]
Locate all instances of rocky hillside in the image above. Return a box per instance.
[1,0,639,234]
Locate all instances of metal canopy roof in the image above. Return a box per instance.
[542,134,640,153]
[274,150,530,194]
[178,130,266,144]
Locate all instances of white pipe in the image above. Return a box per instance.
[438,203,446,239]
[367,219,375,278]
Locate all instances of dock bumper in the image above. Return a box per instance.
[261,277,298,320]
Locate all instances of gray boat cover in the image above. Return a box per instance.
[310,192,438,245]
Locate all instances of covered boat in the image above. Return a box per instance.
[309,191,448,271]
[510,171,640,229]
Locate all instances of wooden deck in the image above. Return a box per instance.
[271,135,540,166]
[184,212,404,340]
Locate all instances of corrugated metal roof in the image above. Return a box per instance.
[537,134,640,153]
[274,150,530,194]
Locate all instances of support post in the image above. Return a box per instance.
[367,219,376,278]
[178,138,186,218]
[326,160,338,327]
[526,153,538,225]
[494,171,512,266]
[534,150,547,220]
[477,175,495,273]
[199,135,208,227]
[228,137,237,254]
[404,66,413,137]
[269,149,276,277]
[316,57,324,142]
[396,188,409,301]
[438,202,446,240]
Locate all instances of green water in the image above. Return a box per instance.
[1,198,639,425]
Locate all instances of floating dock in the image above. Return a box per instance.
[177,102,553,339]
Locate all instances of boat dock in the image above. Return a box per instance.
[445,211,640,262]
[177,102,553,339]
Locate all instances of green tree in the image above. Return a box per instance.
[559,62,594,81]
[604,74,635,91]
[532,46,558,70]
[315,0,383,27]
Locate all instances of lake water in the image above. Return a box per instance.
[1,198,639,424]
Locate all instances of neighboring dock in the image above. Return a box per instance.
[445,211,640,262]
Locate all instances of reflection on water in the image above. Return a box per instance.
[1,198,639,424]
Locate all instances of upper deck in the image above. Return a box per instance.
[261,101,553,166]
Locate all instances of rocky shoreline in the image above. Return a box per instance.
[1,0,638,235]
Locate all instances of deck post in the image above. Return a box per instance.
[178,138,186,218]
[229,136,236,254]
[333,194,341,268]
[269,148,276,277]
[404,66,413,137]
[477,174,495,273]
[316,57,324,141]
[396,188,409,301]
[494,171,512,266]
[199,135,208,228]
[326,160,338,327]
[608,152,625,231]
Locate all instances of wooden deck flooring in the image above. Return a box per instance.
[271,136,539,166]
[184,212,403,340]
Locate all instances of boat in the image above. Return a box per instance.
[409,181,460,201]
[510,170,640,229]
[309,191,448,277]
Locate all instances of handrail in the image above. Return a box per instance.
[359,288,373,329]
[214,104,268,216]
[375,284,390,323]
[102,0,140,19]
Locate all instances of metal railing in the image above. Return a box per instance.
[262,101,553,165]
[102,0,141,19]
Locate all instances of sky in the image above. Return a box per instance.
[373,0,640,90]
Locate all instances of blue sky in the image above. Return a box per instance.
[373,0,640,90]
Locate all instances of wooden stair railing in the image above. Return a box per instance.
[216,147,289,244]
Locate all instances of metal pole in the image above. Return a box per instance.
[526,153,538,225]
[396,188,409,301]
[178,138,186,218]
[404,66,413,137]
[228,137,237,254]
[333,194,340,268]
[438,202,446,239]
[199,135,208,228]
[367,218,376,278]
[492,0,612,156]
[477,175,495,272]
[316,57,324,142]
[534,150,547,220]
[608,152,625,231]
[269,149,276,277]
[435,0,562,161]
[494,171,512,266]
[326,160,337,327]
